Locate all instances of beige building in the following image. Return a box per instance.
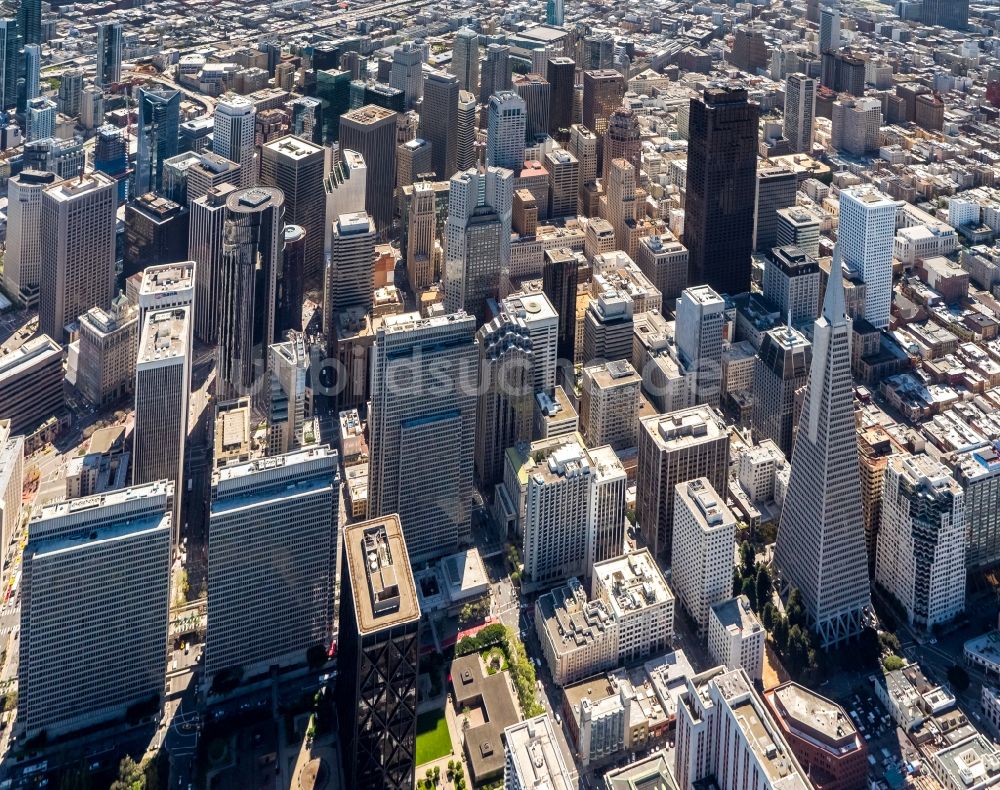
[580,360,641,450]
[708,595,765,682]
[75,296,138,407]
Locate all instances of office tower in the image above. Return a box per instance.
[324,148,367,254]
[752,326,811,457]
[24,96,54,142]
[397,138,432,189]
[675,668,810,790]
[754,165,797,254]
[340,105,397,232]
[456,90,478,171]
[513,187,537,237]
[580,360,640,450]
[420,70,459,180]
[480,43,511,103]
[505,715,571,790]
[545,150,579,219]
[57,69,83,118]
[363,82,405,114]
[675,285,725,408]
[389,41,423,109]
[783,73,816,153]
[602,108,641,182]
[831,96,882,156]
[876,454,965,631]
[76,297,138,408]
[217,186,284,398]
[405,181,438,290]
[368,312,477,563]
[444,166,513,318]
[582,287,634,364]
[0,335,64,434]
[213,94,256,187]
[822,51,865,96]
[39,172,117,342]
[338,515,421,789]
[2,169,55,309]
[0,420,23,555]
[95,21,123,87]
[327,211,376,320]
[92,126,128,202]
[0,17,15,113]
[207,447,339,677]
[185,151,241,204]
[546,57,574,137]
[684,87,759,296]
[672,478,737,634]
[763,246,821,326]
[486,91,527,171]
[316,68,351,143]
[501,290,558,395]
[277,225,305,335]
[776,207,821,258]
[569,123,598,213]
[636,405,729,560]
[579,33,613,71]
[922,0,968,29]
[20,482,172,740]
[950,445,1000,571]
[582,70,625,172]
[22,43,39,105]
[839,186,898,329]
[773,248,870,647]
[636,234,688,302]
[132,306,191,536]
[857,426,906,574]
[266,332,311,454]
[17,0,39,47]
[819,7,840,54]
[512,73,551,141]
[451,27,479,95]
[136,87,180,196]
[260,135,325,280]
[475,313,534,488]
[289,96,322,144]
[189,184,236,344]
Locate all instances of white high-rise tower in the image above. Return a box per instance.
[214,94,257,187]
[838,186,899,330]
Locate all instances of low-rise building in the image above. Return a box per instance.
[536,577,618,687]
[929,735,1000,790]
[707,595,765,682]
[504,714,573,790]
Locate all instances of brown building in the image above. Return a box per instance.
[763,683,868,790]
[858,425,907,573]
[914,92,945,131]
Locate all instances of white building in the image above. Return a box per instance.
[213,93,257,187]
[876,454,966,631]
[502,290,559,395]
[675,285,725,407]
[486,91,527,172]
[535,577,618,686]
[2,170,56,308]
[580,360,641,450]
[708,595,766,682]
[671,478,736,634]
[592,549,674,665]
[504,714,572,790]
[839,186,900,329]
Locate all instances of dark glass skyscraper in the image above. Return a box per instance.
[17,0,39,47]
[136,87,180,196]
[315,68,351,143]
[0,17,17,112]
[683,86,759,296]
[546,57,575,138]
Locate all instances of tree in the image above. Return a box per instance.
[740,541,756,580]
[786,625,810,674]
[772,613,789,652]
[879,631,901,655]
[741,577,758,611]
[110,757,144,790]
[733,567,742,597]
[761,602,775,631]
[755,566,771,611]
[948,664,970,693]
[786,588,806,628]
[883,654,905,671]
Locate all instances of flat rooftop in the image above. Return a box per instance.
[642,405,727,449]
[138,307,190,364]
[768,682,858,750]
[139,261,195,296]
[711,595,763,638]
[264,134,323,159]
[593,549,673,619]
[344,514,420,635]
[0,335,62,380]
[504,715,572,790]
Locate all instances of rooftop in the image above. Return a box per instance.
[642,406,726,449]
[139,261,195,296]
[504,715,573,790]
[766,682,860,752]
[711,595,764,639]
[593,549,673,619]
[344,514,420,634]
[138,307,189,364]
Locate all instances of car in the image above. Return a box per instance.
[554,713,561,725]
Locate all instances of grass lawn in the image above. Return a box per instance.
[415,710,452,765]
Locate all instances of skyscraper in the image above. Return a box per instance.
[480,43,511,104]
[389,41,423,110]
[2,169,55,308]
[675,285,725,408]
[277,225,305,335]
[838,186,899,329]
[266,332,311,454]
[132,306,191,539]
[783,73,816,154]
[512,73,551,141]
[542,247,579,364]
[338,515,421,789]
[324,148,367,254]
[683,87,759,296]
[39,172,118,342]
[17,0,39,47]
[189,183,238,344]
[327,211,376,319]
[95,21,123,87]
[24,96,53,141]
[260,135,325,280]
[420,70,459,180]
[819,7,841,54]
[22,43,40,104]
[20,482,172,739]
[546,0,564,24]
[582,69,625,144]
[206,447,339,678]
[753,165,797,254]
[214,93,257,188]
[444,166,513,318]
[339,104,398,233]
[762,245,821,326]
[57,69,83,118]
[546,57,575,137]
[545,149,579,219]
[368,311,477,563]
[475,313,534,488]
[486,91,527,171]
[451,27,479,95]
[922,0,969,29]
[136,87,181,196]
[752,326,811,458]
[217,186,284,398]
[0,17,17,111]
[456,90,478,171]
[602,108,641,182]
[773,246,871,647]
[316,68,351,143]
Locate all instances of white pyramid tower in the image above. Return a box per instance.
[773,244,871,647]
